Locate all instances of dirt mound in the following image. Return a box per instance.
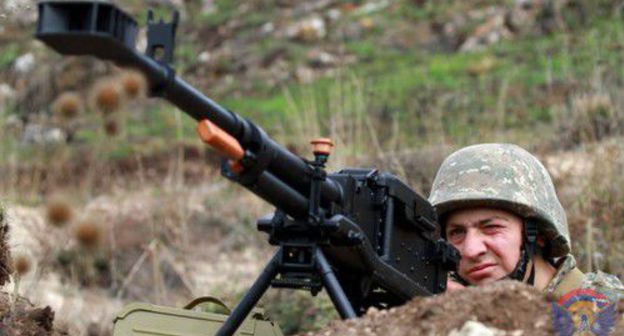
[0,292,63,335]
[302,281,562,336]
[0,207,12,286]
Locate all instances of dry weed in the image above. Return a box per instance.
[555,91,624,148]
[466,56,496,76]
[119,70,148,99]
[45,197,73,228]
[103,117,120,137]
[74,219,101,249]
[89,78,124,115]
[565,142,624,275]
[52,92,83,121]
[13,254,32,277]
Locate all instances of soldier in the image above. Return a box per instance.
[429,143,624,301]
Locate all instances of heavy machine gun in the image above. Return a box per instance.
[35,2,460,335]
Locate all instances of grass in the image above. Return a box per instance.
[0,43,20,70]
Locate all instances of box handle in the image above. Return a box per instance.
[184,296,232,314]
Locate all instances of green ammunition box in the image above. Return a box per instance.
[113,297,283,336]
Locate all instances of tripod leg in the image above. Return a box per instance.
[216,249,281,336]
[315,249,357,319]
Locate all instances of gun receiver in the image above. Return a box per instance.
[36,2,460,335]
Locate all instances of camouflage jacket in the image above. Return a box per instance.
[545,254,624,303]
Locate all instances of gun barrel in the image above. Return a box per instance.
[35,0,343,218]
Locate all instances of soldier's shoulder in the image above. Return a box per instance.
[582,271,624,302]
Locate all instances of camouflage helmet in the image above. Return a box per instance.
[429,143,570,258]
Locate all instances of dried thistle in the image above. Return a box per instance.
[52,91,83,121]
[90,79,123,115]
[13,255,31,277]
[74,220,101,249]
[103,118,120,137]
[119,70,147,99]
[46,197,73,228]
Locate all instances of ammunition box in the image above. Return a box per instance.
[113,302,283,336]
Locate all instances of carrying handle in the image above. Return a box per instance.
[184,296,232,314]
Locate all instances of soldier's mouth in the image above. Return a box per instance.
[467,263,496,274]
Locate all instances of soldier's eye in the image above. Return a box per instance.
[483,224,503,233]
[447,228,465,240]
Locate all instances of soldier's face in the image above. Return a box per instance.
[445,207,523,285]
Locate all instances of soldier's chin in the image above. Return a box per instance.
[465,273,498,286]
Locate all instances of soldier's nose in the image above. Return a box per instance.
[461,230,487,259]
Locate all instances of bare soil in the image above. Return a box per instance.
[0,292,64,336]
[302,281,624,336]
[0,219,11,286]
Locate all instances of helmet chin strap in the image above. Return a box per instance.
[499,219,538,285]
[451,220,539,286]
